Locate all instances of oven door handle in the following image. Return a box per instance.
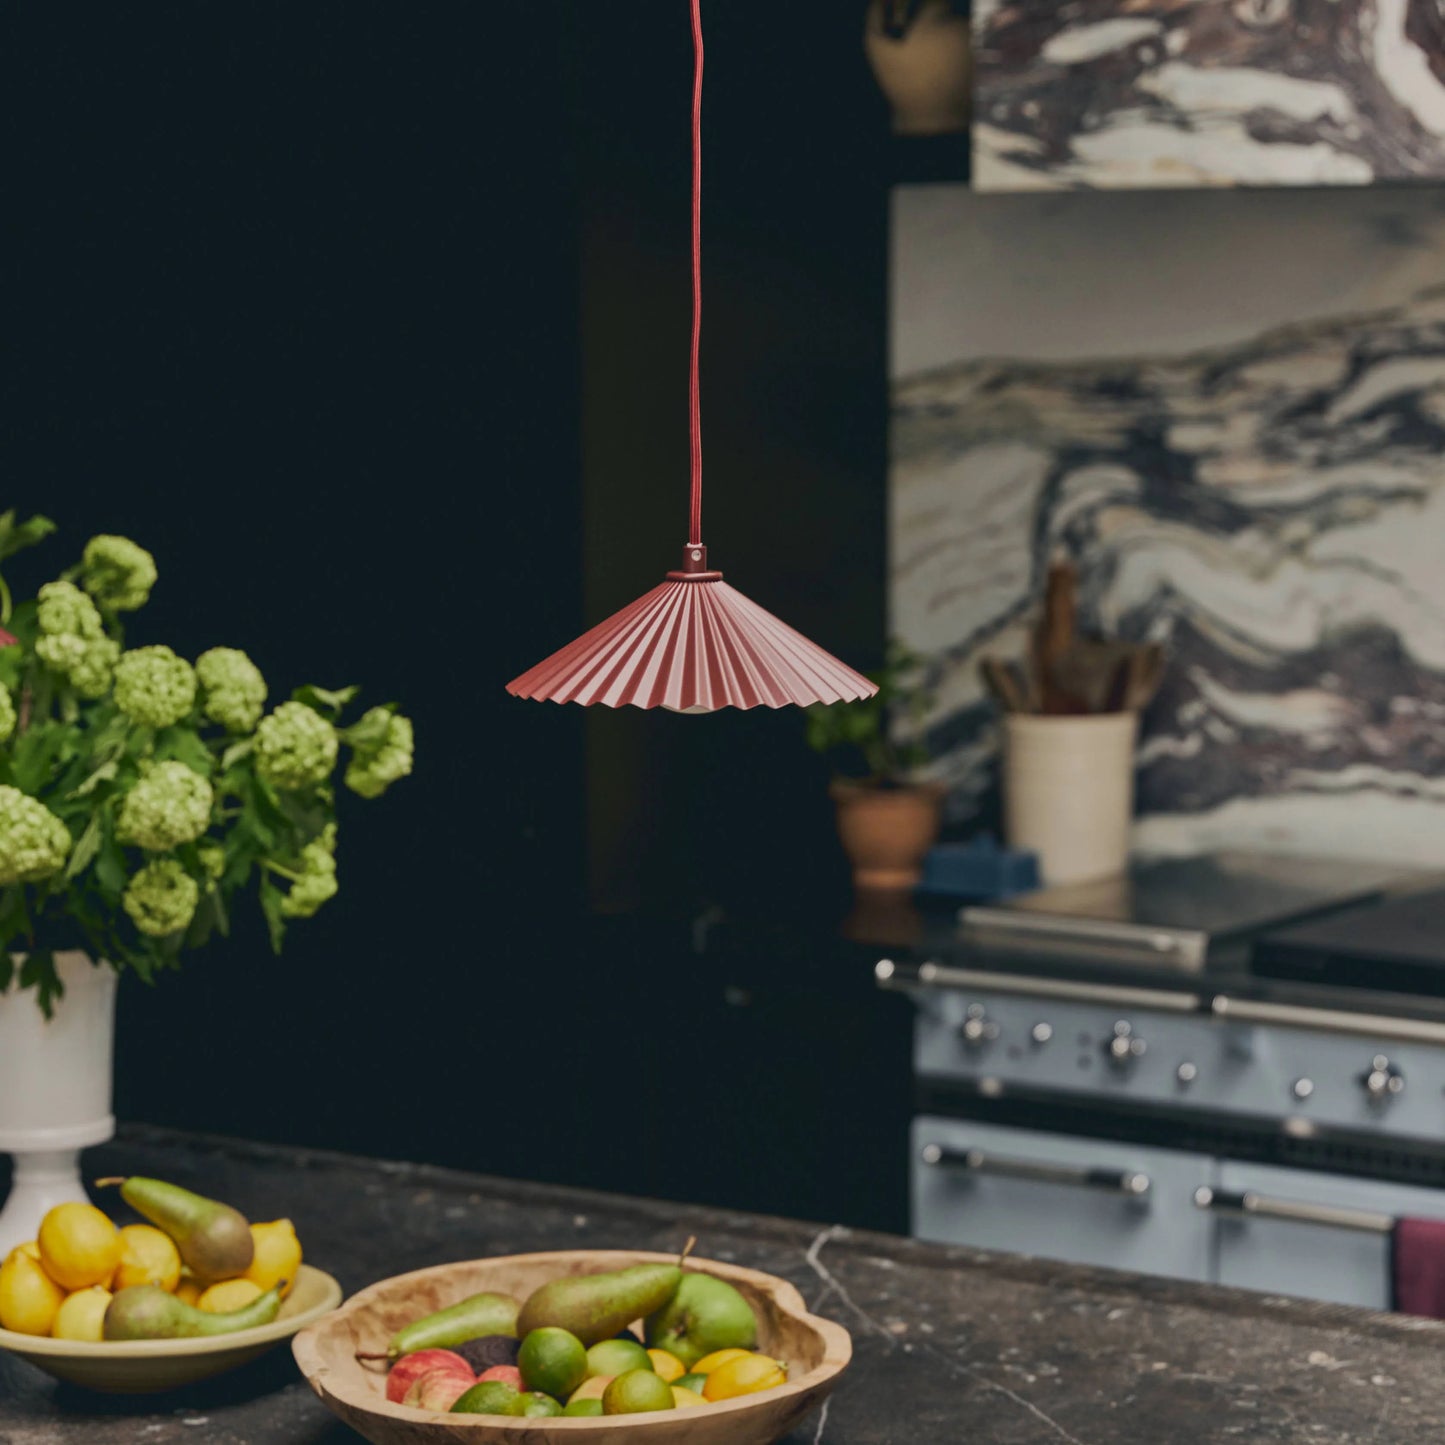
[1193,1186,1393,1235]
[921,1143,1151,1197]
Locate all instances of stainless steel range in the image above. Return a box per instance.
[879,853,1445,1312]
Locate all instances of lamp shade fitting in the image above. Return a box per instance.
[507,546,876,712]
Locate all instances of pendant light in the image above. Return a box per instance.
[507,0,877,713]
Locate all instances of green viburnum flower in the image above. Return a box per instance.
[113,645,197,728]
[197,840,226,886]
[33,580,120,698]
[34,632,121,699]
[116,761,214,852]
[0,686,15,744]
[254,701,337,790]
[122,858,199,937]
[344,710,414,799]
[36,579,104,640]
[79,534,157,612]
[195,647,267,733]
[279,825,338,918]
[0,786,71,886]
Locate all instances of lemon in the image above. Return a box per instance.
[197,1278,264,1313]
[648,1348,686,1382]
[672,1386,708,1408]
[567,1375,613,1404]
[703,1353,788,1401]
[691,1347,752,1376]
[174,1275,204,1306]
[37,1203,122,1291]
[0,1243,67,1336]
[244,1219,301,1299]
[53,1286,112,1342]
[113,1225,182,1293]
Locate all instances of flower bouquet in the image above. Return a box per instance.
[0,512,414,1013]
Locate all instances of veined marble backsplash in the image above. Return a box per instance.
[891,186,1445,863]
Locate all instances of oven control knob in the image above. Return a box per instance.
[1103,1020,1147,1071]
[1176,1061,1198,1086]
[960,1002,1001,1048]
[1359,1054,1404,1104]
[1291,1077,1314,1101]
[1030,1022,1053,1045]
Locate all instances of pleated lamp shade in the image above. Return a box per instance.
[507,546,877,712]
[507,0,876,713]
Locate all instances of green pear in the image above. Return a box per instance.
[366,1292,520,1361]
[645,1272,757,1368]
[96,1177,253,1283]
[517,1246,694,1347]
[103,1283,284,1340]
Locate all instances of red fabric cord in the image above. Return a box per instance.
[688,0,704,547]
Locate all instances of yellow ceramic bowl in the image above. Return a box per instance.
[293,1250,851,1444]
[0,1263,342,1393]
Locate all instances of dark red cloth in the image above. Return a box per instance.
[1392,1217,1445,1318]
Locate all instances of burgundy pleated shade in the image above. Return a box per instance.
[507,561,877,712]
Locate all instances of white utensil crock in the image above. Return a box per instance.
[1004,713,1139,885]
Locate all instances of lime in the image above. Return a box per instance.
[519,1326,588,1398]
[450,1380,524,1416]
[603,1368,676,1415]
[586,1337,652,1378]
[521,1392,565,1417]
[564,1398,605,1417]
[675,1372,708,1394]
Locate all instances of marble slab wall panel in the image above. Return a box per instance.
[891,186,1445,863]
[974,0,1445,190]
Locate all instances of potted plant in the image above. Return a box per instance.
[0,514,414,1252]
[806,644,944,891]
[863,0,972,136]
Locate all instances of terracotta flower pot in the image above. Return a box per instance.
[863,0,972,136]
[830,779,945,891]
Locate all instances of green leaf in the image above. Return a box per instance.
[94,833,128,896]
[68,759,119,800]
[153,726,213,774]
[257,878,287,953]
[19,950,63,1019]
[340,705,394,748]
[64,814,103,879]
[220,737,254,771]
[292,684,359,720]
[0,513,57,564]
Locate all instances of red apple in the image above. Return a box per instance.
[403,1367,477,1413]
[386,1349,475,1404]
[477,1364,524,1390]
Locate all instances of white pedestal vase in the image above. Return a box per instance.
[0,952,117,1256]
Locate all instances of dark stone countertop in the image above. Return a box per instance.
[3,1125,1444,1444]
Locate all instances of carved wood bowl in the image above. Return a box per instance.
[293,1250,852,1444]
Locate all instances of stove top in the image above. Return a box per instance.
[959,853,1427,973]
[1255,885,1445,997]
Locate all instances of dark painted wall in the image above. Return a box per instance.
[577,2,891,919]
[7,2,902,1229]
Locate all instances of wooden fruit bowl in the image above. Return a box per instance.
[293,1250,851,1444]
